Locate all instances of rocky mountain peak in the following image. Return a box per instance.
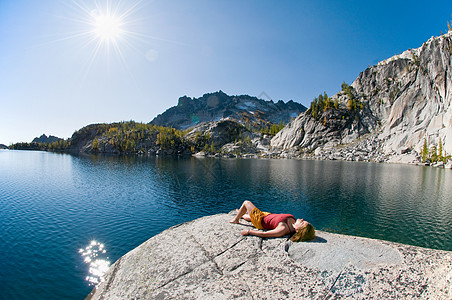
[32,134,62,144]
[151,91,306,130]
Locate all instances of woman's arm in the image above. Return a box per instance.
[241,223,290,238]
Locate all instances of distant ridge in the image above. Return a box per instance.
[32,134,62,144]
[150,90,307,129]
[0,144,7,149]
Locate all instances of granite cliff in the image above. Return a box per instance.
[87,213,452,299]
[271,32,452,162]
[151,91,306,130]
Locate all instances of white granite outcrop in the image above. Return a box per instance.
[271,32,452,160]
[87,213,452,299]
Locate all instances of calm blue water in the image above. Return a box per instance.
[1,150,451,299]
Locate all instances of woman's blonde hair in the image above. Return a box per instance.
[290,223,315,242]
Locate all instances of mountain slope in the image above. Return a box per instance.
[150,91,306,130]
[272,32,452,156]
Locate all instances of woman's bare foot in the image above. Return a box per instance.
[230,218,239,224]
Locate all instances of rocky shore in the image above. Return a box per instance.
[87,213,452,299]
[193,131,452,169]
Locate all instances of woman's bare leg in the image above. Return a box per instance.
[230,201,257,223]
[242,214,251,222]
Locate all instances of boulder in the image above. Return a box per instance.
[432,161,445,168]
[193,151,207,157]
[88,213,452,299]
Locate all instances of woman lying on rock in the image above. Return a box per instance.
[230,200,315,242]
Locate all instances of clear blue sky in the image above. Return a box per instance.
[1,0,451,145]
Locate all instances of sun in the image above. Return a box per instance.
[92,13,123,42]
[58,0,166,76]
[62,0,142,60]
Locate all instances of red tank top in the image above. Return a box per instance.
[261,214,295,230]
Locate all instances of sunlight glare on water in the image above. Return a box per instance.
[79,240,110,286]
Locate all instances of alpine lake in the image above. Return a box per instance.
[1,149,451,299]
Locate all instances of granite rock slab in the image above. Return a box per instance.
[87,213,452,299]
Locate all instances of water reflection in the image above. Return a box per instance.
[79,240,110,286]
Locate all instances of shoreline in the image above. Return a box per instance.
[4,147,452,169]
[194,150,452,169]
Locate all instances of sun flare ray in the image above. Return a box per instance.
[54,0,147,78]
[53,0,182,83]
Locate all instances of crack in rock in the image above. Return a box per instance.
[154,234,249,292]
[155,269,194,290]
[190,234,250,275]
[229,261,247,272]
[215,238,246,258]
[323,268,344,299]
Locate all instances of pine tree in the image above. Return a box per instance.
[438,138,444,162]
[347,99,353,111]
[431,145,438,163]
[92,138,100,152]
[421,139,429,162]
